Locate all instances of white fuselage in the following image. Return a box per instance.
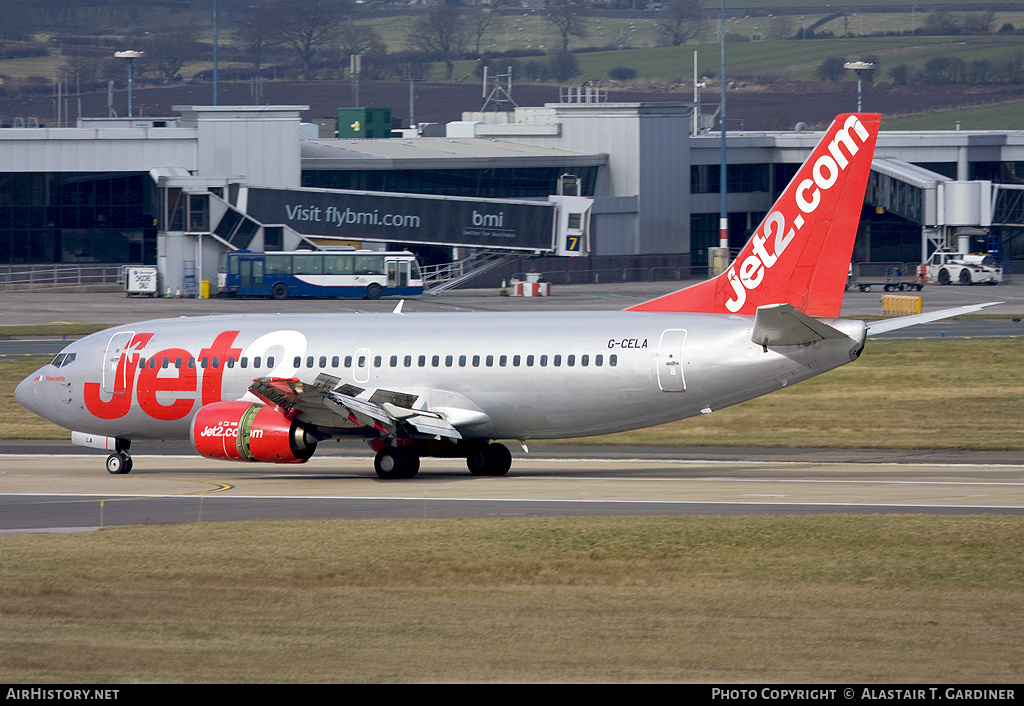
[16,310,866,442]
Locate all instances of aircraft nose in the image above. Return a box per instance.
[15,367,50,418]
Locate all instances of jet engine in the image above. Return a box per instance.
[190,400,318,463]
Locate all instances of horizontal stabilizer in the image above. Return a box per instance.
[866,302,1001,335]
[751,303,850,347]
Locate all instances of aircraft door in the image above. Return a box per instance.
[102,331,136,395]
[354,347,371,384]
[656,329,687,392]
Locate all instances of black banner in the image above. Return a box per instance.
[246,187,556,251]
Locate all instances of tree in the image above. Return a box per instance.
[888,64,913,86]
[815,56,845,82]
[234,2,279,73]
[547,49,580,83]
[407,6,470,81]
[545,0,588,53]
[655,0,707,47]
[337,20,384,69]
[921,56,966,85]
[269,0,351,80]
[467,7,498,58]
[764,15,794,42]
[143,22,201,82]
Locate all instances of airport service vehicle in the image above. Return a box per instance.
[16,114,997,479]
[218,249,423,300]
[925,249,1003,286]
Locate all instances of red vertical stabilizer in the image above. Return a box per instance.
[628,113,880,318]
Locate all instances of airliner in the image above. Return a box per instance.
[15,113,996,478]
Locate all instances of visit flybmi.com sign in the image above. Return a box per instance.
[246,187,556,251]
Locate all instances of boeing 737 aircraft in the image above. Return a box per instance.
[15,113,996,478]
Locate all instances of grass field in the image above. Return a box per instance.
[3,338,1021,448]
[2,515,1022,682]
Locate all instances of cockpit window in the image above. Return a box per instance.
[51,353,76,368]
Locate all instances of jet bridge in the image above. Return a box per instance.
[153,173,591,294]
[867,159,998,261]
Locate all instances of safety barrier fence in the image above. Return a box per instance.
[510,265,711,286]
[0,264,126,290]
[881,294,923,316]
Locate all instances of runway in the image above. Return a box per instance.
[4,452,1023,532]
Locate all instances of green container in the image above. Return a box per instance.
[337,108,392,138]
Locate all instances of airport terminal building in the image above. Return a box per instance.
[1,101,1021,292]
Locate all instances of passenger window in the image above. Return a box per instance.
[241,357,248,369]
[390,355,398,367]
[431,355,440,367]
[595,355,603,367]
[176,357,183,368]
[610,355,617,367]
[459,355,467,367]
[306,356,314,368]
[374,356,382,368]
[332,356,339,368]
[319,356,327,368]
[345,356,353,368]
[486,355,494,367]
[404,355,412,367]
[253,357,260,368]
[513,355,521,367]
[139,358,146,369]
[445,355,453,367]
[567,355,575,367]
[189,358,196,368]
[293,356,301,368]
[554,355,562,367]
[472,355,480,367]
[267,356,275,368]
[150,358,159,369]
[499,355,507,367]
[540,355,548,366]
[418,355,426,367]
[526,355,534,367]
[581,355,589,367]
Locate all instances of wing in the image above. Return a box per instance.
[247,373,465,441]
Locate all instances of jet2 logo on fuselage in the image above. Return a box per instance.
[84,331,242,421]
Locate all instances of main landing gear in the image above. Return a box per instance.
[372,441,513,480]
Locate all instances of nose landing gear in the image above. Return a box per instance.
[105,451,133,475]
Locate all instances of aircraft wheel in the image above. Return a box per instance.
[467,443,512,476]
[106,453,132,475]
[374,447,419,479]
[959,270,973,286]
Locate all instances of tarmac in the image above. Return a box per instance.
[0,277,1021,328]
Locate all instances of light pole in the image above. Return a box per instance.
[114,50,144,118]
[844,61,875,113]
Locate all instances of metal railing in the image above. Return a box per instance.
[509,265,711,287]
[0,263,127,290]
[422,251,519,295]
